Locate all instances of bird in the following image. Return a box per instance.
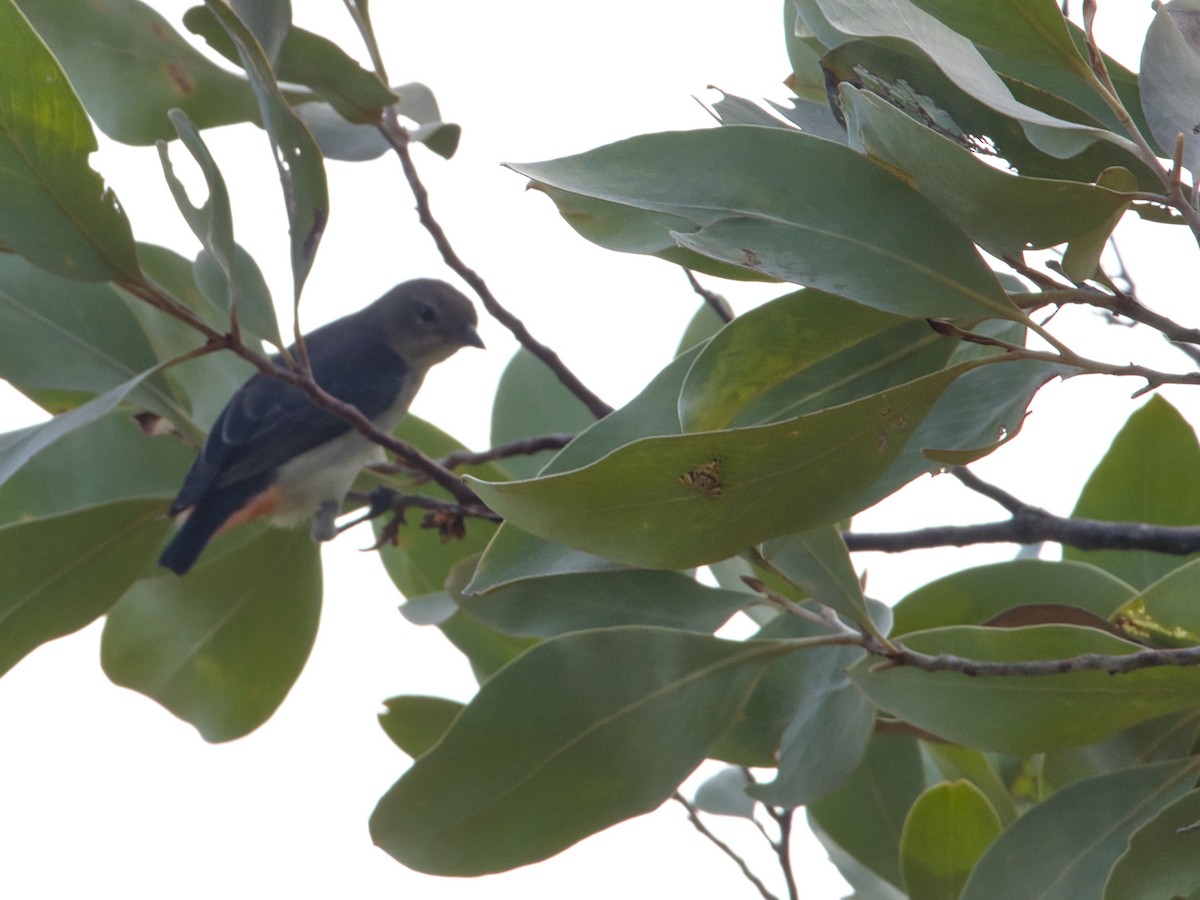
[158,278,484,575]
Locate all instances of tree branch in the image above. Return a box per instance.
[685,269,734,323]
[672,792,781,900]
[845,467,1200,555]
[377,119,613,420]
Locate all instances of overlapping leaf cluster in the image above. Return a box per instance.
[4,0,1200,896]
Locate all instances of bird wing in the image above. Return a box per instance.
[170,337,408,512]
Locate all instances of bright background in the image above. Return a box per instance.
[0,2,1186,898]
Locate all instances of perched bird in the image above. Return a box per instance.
[158,278,483,575]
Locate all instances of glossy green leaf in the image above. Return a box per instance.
[1141,1,1200,178]
[0,413,187,525]
[892,558,1137,636]
[0,500,168,677]
[470,365,974,569]
[184,6,396,123]
[1065,396,1200,589]
[863,352,1063,506]
[16,0,260,144]
[436,607,539,683]
[1042,712,1200,794]
[1105,788,1200,900]
[229,0,289,64]
[455,569,748,637]
[0,255,187,420]
[294,102,390,161]
[372,416,502,599]
[923,744,1018,825]
[676,303,727,356]
[370,627,784,875]
[796,0,1131,158]
[0,371,162,488]
[509,126,1022,321]
[1060,166,1139,281]
[900,781,1002,900]
[203,0,328,301]
[960,760,1200,900]
[809,733,926,888]
[491,348,595,479]
[378,695,464,758]
[467,346,702,593]
[841,85,1134,258]
[679,289,910,433]
[904,1,1149,137]
[743,613,876,805]
[0,0,138,280]
[820,37,1160,190]
[853,624,1200,754]
[761,526,875,632]
[101,526,321,742]
[1112,557,1200,648]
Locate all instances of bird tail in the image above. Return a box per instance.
[158,485,265,575]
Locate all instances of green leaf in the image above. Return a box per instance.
[1042,712,1200,794]
[922,743,1019,825]
[184,6,396,123]
[1112,557,1200,648]
[809,732,926,888]
[841,85,1135,259]
[852,624,1200,754]
[679,289,911,433]
[101,526,321,742]
[370,627,783,874]
[742,613,876,805]
[378,695,463,758]
[468,365,974,569]
[1105,788,1200,900]
[693,767,757,818]
[900,781,1002,900]
[1060,166,1138,281]
[455,568,748,637]
[157,110,283,349]
[1065,396,1200,589]
[393,82,461,159]
[819,36,1160,190]
[761,526,875,633]
[490,348,595,479]
[508,127,1023,321]
[796,0,1132,158]
[16,0,260,144]
[203,0,328,300]
[892,558,1137,636]
[1140,1,1200,178]
[676,302,728,356]
[0,413,188,526]
[467,345,703,593]
[0,500,169,677]
[0,255,187,420]
[0,0,138,281]
[960,760,1200,900]
[0,372,164,488]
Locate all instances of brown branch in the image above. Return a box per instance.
[685,269,734,323]
[867,635,1200,677]
[439,433,575,470]
[845,467,1200,555]
[377,119,613,420]
[672,792,780,900]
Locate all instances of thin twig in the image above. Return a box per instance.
[377,120,613,420]
[440,433,575,470]
[764,807,799,900]
[685,269,735,323]
[672,793,780,900]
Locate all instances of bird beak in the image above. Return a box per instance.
[463,323,485,349]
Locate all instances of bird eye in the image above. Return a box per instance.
[417,303,437,324]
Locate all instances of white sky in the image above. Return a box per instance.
[0,2,1181,898]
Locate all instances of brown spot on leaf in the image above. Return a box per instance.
[164,63,194,96]
[679,459,723,497]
